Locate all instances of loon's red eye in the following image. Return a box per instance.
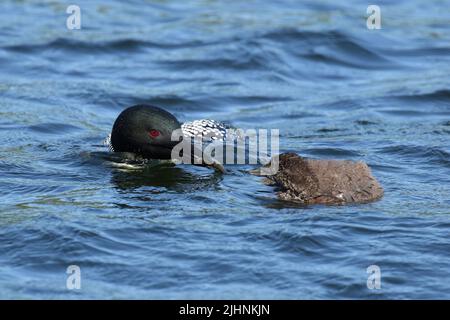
[149,129,160,138]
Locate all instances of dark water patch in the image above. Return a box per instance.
[157,55,267,72]
[277,111,320,120]
[0,182,71,196]
[0,123,26,131]
[432,128,450,135]
[304,47,393,70]
[339,223,384,236]
[378,109,450,117]
[68,89,218,113]
[222,95,292,106]
[261,28,336,46]
[0,159,94,182]
[262,199,312,210]
[147,95,215,113]
[217,109,319,126]
[321,99,363,111]
[316,127,342,133]
[381,46,450,58]
[112,93,246,115]
[27,123,83,135]
[286,131,351,140]
[393,89,450,103]
[3,38,214,55]
[369,164,403,173]
[245,229,333,257]
[260,29,396,69]
[0,223,142,269]
[355,120,379,126]
[379,145,450,168]
[123,75,213,86]
[302,147,362,158]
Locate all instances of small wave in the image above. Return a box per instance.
[157,54,267,72]
[393,89,450,102]
[302,147,362,158]
[0,182,70,196]
[378,109,447,117]
[381,46,450,58]
[0,222,144,270]
[355,120,379,126]
[258,28,396,69]
[3,38,212,54]
[245,229,335,257]
[71,90,216,113]
[27,123,82,135]
[316,127,342,133]
[379,145,450,168]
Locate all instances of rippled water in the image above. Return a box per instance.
[1,0,449,299]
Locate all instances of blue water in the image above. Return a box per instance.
[1,0,449,299]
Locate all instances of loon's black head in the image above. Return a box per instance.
[110,104,181,159]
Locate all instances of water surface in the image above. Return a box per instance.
[0,0,449,299]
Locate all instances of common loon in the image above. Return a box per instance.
[108,104,384,204]
[107,104,229,171]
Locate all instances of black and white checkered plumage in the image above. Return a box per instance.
[181,119,229,141]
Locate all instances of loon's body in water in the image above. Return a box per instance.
[108,104,229,155]
[108,104,228,171]
[108,104,383,204]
